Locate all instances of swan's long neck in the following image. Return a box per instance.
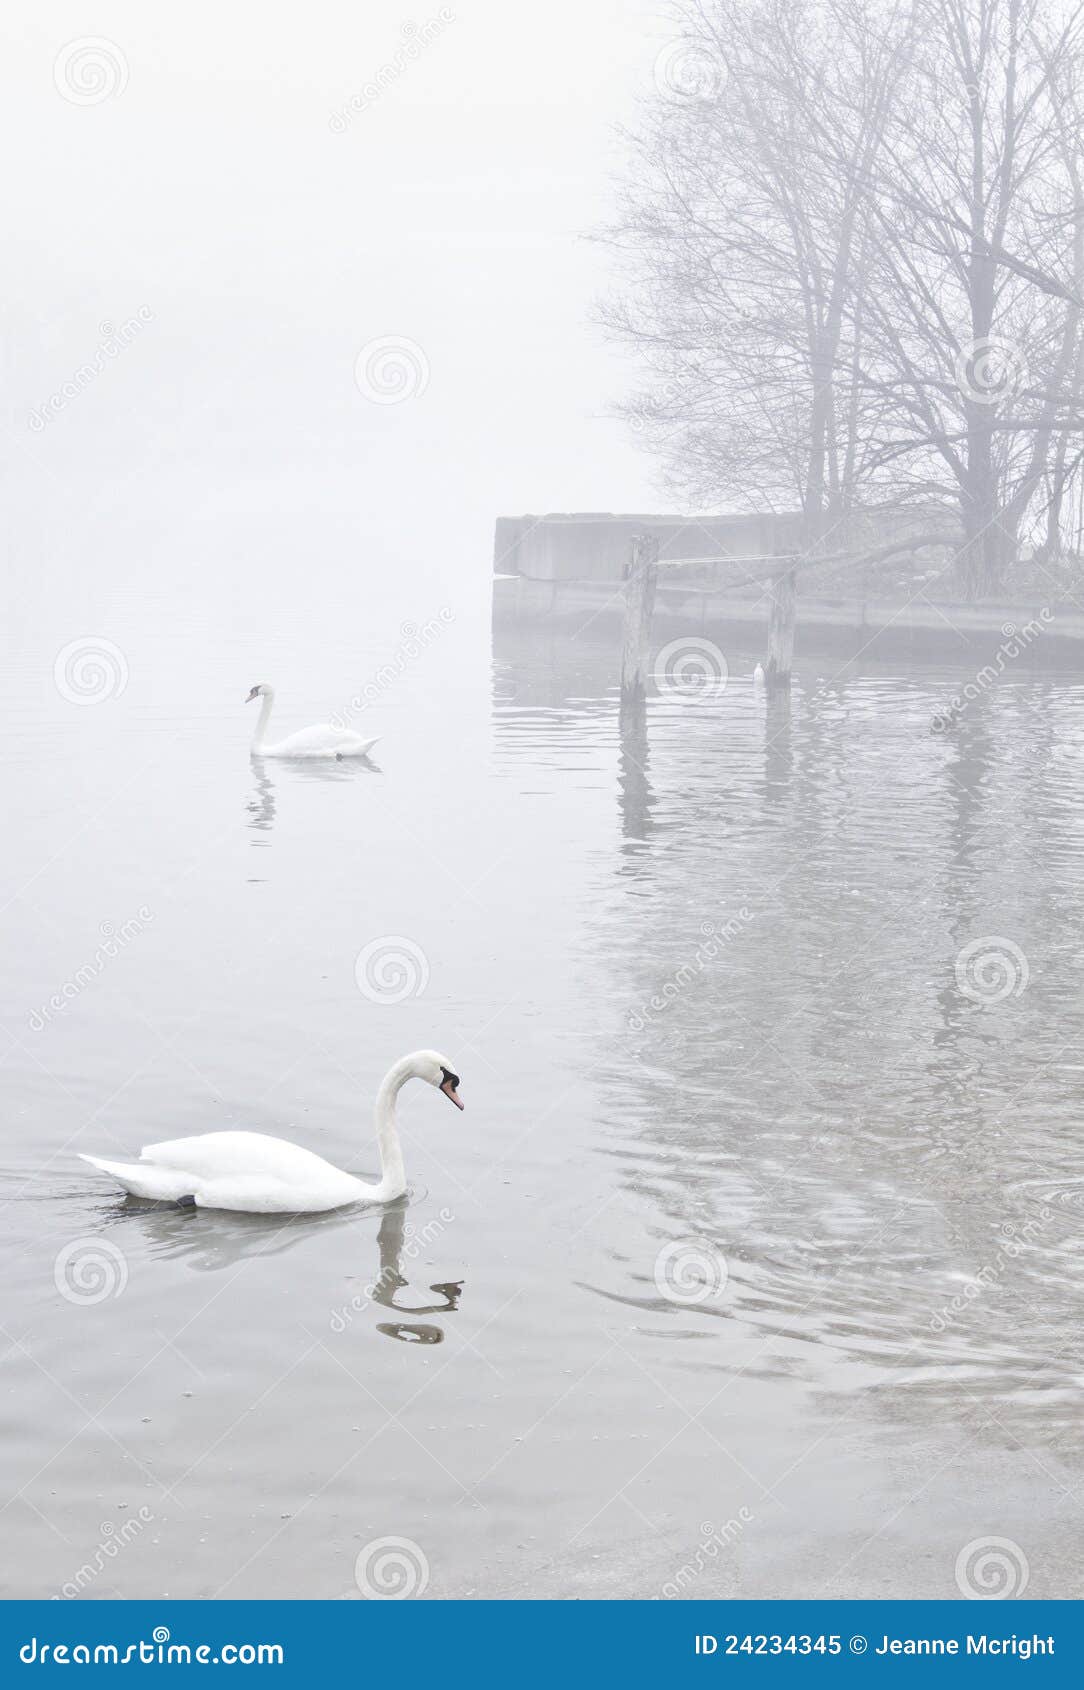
[251,689,275,752]
[372,1057,414,1200]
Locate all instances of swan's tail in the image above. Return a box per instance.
[79,1153,194,1202]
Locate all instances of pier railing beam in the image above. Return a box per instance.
[620,533,659,708]
[765,566,797,689]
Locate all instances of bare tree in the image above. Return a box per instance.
[600,0,902,546]
[603,0,1084,598]
[850,0,1084,594]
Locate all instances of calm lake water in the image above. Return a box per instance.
[3,531,1083,1599]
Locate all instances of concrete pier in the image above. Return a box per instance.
[493,512,1084,666]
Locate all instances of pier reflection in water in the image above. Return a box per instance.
[494,624,1084,1587]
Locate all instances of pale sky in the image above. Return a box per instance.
[2,0,676,565]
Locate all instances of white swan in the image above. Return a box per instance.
[247,683,379,759]
[78,1051,463,1214]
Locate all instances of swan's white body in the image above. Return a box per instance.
[79,1051,462,1214]
[248,684,378,760]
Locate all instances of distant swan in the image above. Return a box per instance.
[79,1051,463,1214]
[246,683,379,759]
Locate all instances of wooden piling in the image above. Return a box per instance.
[620,533,659,706]
[765,566,797,688]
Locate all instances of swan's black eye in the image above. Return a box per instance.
[441,1067,460,1090]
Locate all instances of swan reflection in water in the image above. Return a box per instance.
[246,761,277,841]
[246,752,382,842]
[93,1194,462,1343]
[98,1190,369,1269]
[367,1205,463,1345]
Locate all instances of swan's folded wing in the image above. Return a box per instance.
[269,723,379,757]
[272,723,353,755]
[139,1130,331,1182]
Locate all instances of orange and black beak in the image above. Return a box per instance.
[440,1067,464,1110]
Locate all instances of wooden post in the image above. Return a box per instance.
[765,566,797,688]
[620,533,659,706]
